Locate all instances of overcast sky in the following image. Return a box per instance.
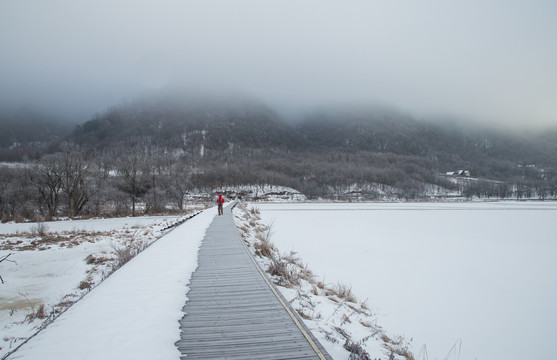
[1,0,556,127]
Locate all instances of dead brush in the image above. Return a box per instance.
[382,338,415,360]
[282,252,315,283]
[249,206,261,220]
[343,334,374,360]
[324,287,337,297]
[110,239,146,270]
[254,237,275,258]
[300,265,315,282]
[30,222,49,236]
[282,251,302,266]
[334,282,357,303]
[296,309,312,320]
[25,303,49,322]
[267,256,301,287]
[85,254,110,265]
[359,319,374,328]
[78,280,93,290]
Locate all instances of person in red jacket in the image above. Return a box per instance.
[216,194,225,215]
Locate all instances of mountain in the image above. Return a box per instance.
[0,109,73,161]
[70,93,306,154]
[1,93,555,200]
[296,108,557,181]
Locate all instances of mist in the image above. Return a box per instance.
[1,0,556,128]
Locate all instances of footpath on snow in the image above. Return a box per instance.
[4,208,217,360]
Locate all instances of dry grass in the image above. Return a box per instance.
[234,200,415,360]
[30,222,49,236]
[296,309,312,320]
[343,335,374,360]
[0,230,112,251]
[110,239,147,270]
[267,256,301,287]
[282,251,301,266]
[334,282,357,303]
[25,303,48,323]
[359,319,373,328]
[85,254,110,265]
[254,238,275,258]
[78,280,92,290]
[249,206,261,220]
[299,265,315,282]
[54,299,75,309]
[382,334,415,360]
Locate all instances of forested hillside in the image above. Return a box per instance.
[1,93,556,221]
[0,110,73,161]
[70,94,306,153]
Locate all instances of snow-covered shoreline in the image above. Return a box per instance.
[255,201,557,360]
[2,199,556,359]
[0,209,217,359]
[233,202,413,360]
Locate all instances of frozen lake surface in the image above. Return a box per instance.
[258,201,557,360]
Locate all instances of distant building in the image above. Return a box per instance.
[446,169,471,177]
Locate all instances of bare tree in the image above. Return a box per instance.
[28,155,63,218]
[59,143,97,217]
[117,151,150,216]
[169,160,192,210]
[0,167,32,221]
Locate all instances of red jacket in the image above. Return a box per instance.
[217,195,225,204]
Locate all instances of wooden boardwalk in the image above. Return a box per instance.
[176,205,332,360]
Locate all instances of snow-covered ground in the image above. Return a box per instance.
[257,201,557,360]
[0,209,216,359]
[233,203,413,360]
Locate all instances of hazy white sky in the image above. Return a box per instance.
[1,0,556,126]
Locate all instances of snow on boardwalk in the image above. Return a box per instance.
[6,209,217,360]
[177,205,332,360]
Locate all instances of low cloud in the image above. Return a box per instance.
[1,0,556,127]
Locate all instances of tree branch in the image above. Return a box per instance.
[1,253,16,284]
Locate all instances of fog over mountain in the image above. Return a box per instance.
[1,1,556,128]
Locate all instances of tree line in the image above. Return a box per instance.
[2,139,556,222]
[2,95,557,222]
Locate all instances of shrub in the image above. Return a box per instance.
[254,238,275,258]
[85,254,109,265]
[30,222,49,236]
[25,303,48,322]
[110,240,146,270]
[267,256,301,287]
[334,282,357,303]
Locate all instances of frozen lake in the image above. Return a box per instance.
[258,202,557,360]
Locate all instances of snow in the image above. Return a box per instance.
[0,215,187,235]
[233,203,413,359]
[257,201,557,360]
[0,209,216,359]
[3,200,554,359]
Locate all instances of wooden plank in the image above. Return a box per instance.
[177,206,332,360]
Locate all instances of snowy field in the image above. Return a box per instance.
[257,201,557,360]
[0,209,216,359]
